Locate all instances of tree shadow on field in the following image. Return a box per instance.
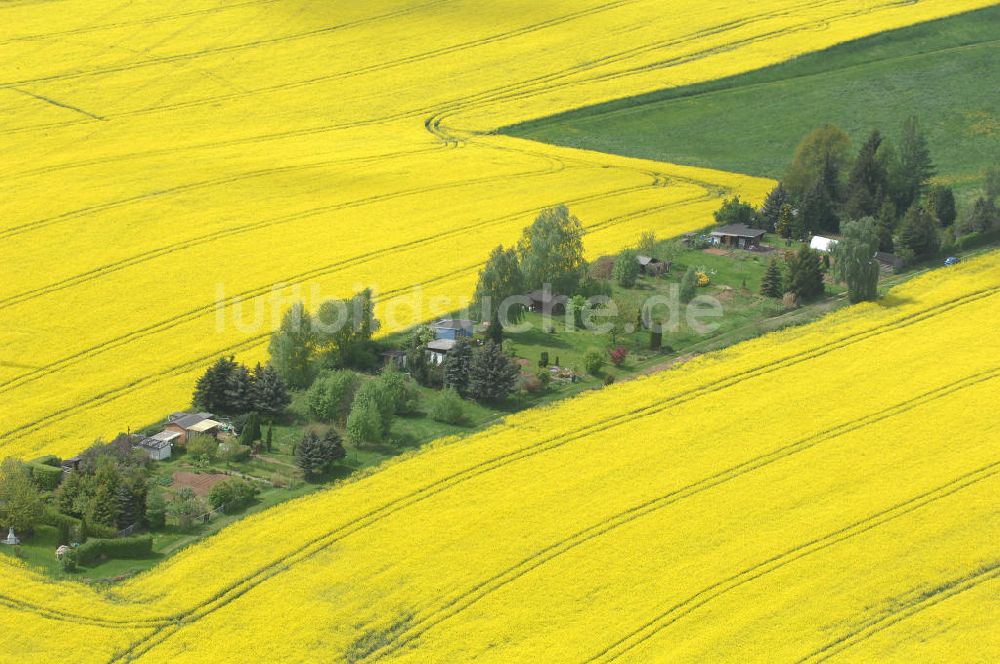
[877,294,916,309]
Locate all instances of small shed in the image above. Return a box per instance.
[810,236,839,253]
[425,338,456,365]
[164,412,220,444]
[431,319,475,341]
[60,455,82,474]
[636,255,669,276]
[710,224,766,249]
[527,290,569,315]
[139,430,180,461]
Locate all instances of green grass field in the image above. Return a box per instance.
[505,6,999,195]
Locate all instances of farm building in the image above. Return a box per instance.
[528,290,569,315]
[810,235,839,253]
[710,224,766,249]
[431,319,475,340]
[426,338,456,365]
[139,430,180,461]
[636,255,669,275]
[165,412,221,444]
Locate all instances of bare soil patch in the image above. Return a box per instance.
[171,472,229,497]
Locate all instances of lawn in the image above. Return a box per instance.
[505,6,1000,197]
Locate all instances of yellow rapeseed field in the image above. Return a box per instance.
[2,1,998,662]
[1,0,993,458]
[2,238,999,663]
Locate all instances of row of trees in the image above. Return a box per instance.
[55,437,150,531]
[307,366,420,448]
[193,357,291,418]
[269,289,381,389]
[759,245,826,302]
[474,205,609,325]
[716,118,955,263]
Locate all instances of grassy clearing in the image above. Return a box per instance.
[506,6,1000,197]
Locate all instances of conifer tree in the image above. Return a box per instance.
[896,206,940,260]
[468,342,520,403]
[927,185,957,227]
[760,258,784,298]
[250,363,291,417]
[892,116,935,212]
[758,184,787,231]
[679,266,698,304]
[846,130,889,220]
[240,411,262,445]
[443,336,474,396]
[787,245,824,300]
[775,203,795,239]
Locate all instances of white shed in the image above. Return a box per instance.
[139,430,180,461]
[810,236,838,253]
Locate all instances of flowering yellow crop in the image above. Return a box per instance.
[2,1,998,661]
[2,248,999,661]
[0,0,992,459]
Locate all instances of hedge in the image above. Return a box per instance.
[75,535,153,566]
[28,462,63,490]
[30,454,61,467]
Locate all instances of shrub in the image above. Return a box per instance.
[27,462,63,490]
[583,349,605,375]
[145,491,167,530]
[75,535,153,566]
[306,370,358,422]
[604,374,616,386]
[429,388,465,425]
[295,430,346,475]
[219,442,250,463]
[609,346,629,367]
[60,548,78,572]
[346,392,386,446]
[519,374,543,393]
[613,249,640,287]
[186,434,218,462]
[538,352,549,368]
[208,478,259,512]
[30,455,61,467]
[377,366,420,416]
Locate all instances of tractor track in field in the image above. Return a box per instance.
[590,467,1000,663]
[0,0,455,88]
[0,593,171,630]
[0,165,694,399]
[1,280,993,638]
[1,0,848,141]
[360,368,1000,661]
[0,184,712,455]
[104,286,1000,662]
[427,0,906,135]
[797,561,1000,662]
[0,144,448,241]
[0,0,282,47]
[93,0,647,121]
